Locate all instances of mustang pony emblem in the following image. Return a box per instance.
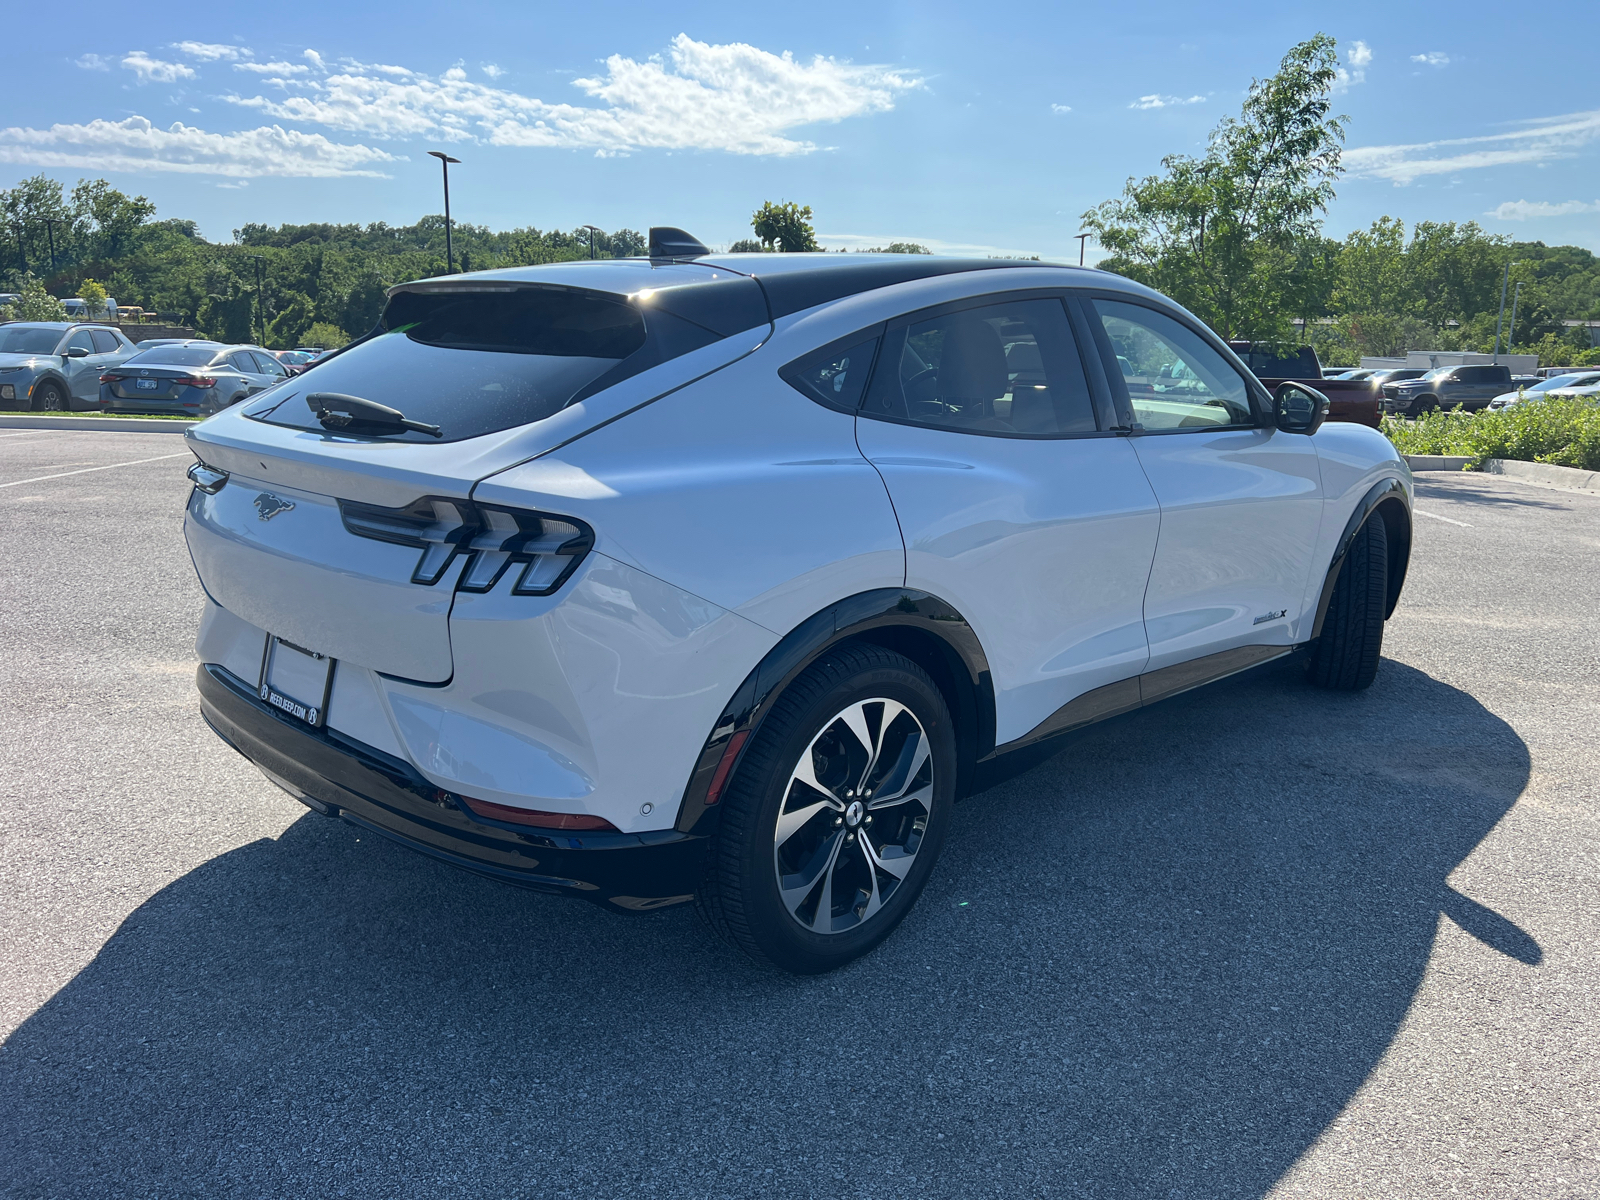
[253,492,295,521]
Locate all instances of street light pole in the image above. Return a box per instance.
[246,255,267,347]
[1492,260,1516,362]
[428,151,462,274]
[1507,281,1524,358]
[11,223,25,275]
[583,225,602,260]
[1074,233,1090,267]
[41,218,59,275]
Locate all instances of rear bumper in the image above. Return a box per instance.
[196,663,707,911]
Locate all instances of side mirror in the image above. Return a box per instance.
[63,346,90,359]
[1274,381,1329,435]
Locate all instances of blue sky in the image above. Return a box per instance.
[4,0,1598,258]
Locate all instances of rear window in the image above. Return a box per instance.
[1235,345,1320,378]
[125,347,219,367]
[248,284,751,443]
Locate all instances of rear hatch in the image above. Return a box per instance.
[184,261,770,682]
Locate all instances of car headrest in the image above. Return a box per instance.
[938,315,1007,403]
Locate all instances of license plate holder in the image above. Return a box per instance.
[135,378,159,390]
[259,637,334,727]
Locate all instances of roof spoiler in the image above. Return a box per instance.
[648,227,710,259]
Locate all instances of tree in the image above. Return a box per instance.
[728,238,767,253]
[77,279,109,320]
[300,321,350,349]
[1083,34,1346,341]
[862,242,931,254]
[752,201,820,253]
[6,274,68,321]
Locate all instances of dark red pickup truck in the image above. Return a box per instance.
[1229,342,1382,428]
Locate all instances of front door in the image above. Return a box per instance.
[853,294,1161,746]
[1086,297,1325,673]
[60,328,102,406]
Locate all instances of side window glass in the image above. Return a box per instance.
[65,330,96,355]
[228,352,257,373]
[253,352,287,376]
[89,329,120,354]
[861,298,1097,436]
[1092,300,1255,430]
[781,334,880,412]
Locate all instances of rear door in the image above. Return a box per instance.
[852,293,1160,746]
[1084,296,1325,673]
[226,350,269,396]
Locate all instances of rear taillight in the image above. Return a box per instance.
[100,373,125,384]
[179,375,217,388]
[451,792,617,832]
[338,497,593,595]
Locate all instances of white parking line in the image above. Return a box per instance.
[1415,509,1474,528]
[0,451,190,489]
[0,431,50,439]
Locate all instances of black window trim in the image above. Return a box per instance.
[1076,289,1273,435]
[848,287,1121,442]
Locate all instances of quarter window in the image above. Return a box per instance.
[1093,300,1256,430]
[781,334,881,412]
[860,298,1098,436]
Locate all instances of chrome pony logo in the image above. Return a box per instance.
[253,492,295,522]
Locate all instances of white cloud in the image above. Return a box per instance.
[173,41,244,61]
[1051,103,1072,114]
[216,179,250,189]
[1487,198,1600,220]
[122,51,197,84]
[1129,93,1206,110]
[303,49,327,73]
[482,63,506,79]
[1347,108,1600,184]
[224,34,920,155]
[234,60,312,76]
[1335,40,1372,91]
[0,116,400,178]
[1411,52,1450,67]
[76,53,110,72]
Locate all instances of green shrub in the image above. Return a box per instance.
[1381,397,1600,471]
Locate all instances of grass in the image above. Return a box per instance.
[1381,396,1600,472]
[12,410,198,421]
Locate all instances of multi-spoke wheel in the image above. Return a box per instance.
[697,644,955,973]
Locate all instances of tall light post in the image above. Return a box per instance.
[1492,260,1520,362]
[428,151,461,274]
[1507,281,1524,357]
[1074,232,1090,267]
[11,222,25,275]
[246,254,268,347]
[582,225,602,260]
[41,218,60,276]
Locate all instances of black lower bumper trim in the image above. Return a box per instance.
[196,664,706,911]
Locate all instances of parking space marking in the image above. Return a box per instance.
[1414,509,1474,528]
[0,451,190,489]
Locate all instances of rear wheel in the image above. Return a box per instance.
[31,379,67,412]
[697,644,956,973]
[1308,515,1388,691]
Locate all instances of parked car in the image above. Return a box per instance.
[1484,371,1600,410]
[1227,342,1382,427]
[1327,368,1374,380]
[1381,364,1515,416]
[0,321,139,410]
[1366,368,1427,390]
[272,349,318,375]
[99,341,291,416]
[61,296,119,320]
[184,245,1413,972]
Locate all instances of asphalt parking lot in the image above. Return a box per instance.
[0,427,1596,1199]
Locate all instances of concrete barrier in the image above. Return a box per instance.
[1403,455,1473,472]
[1481,458,1600,493]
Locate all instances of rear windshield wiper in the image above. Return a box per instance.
[308,392,442,438]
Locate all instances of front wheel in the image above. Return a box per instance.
[697,644,956,973]
[31,379,67,412]
[1308,514,1388,691]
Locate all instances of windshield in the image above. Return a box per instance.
[1531,373,1599,391]
[1422,368,1454,381]
[124,347,222,368]
[0,326,63,355]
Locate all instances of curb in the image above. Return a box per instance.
[0,415,196,434]
[1403,454,1473,472]
[1481,458,1600,493]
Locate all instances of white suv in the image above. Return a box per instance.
[185,236,1413,973]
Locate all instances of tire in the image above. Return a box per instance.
[697,643,956,973]
[31,379,67,413]
[1307,514,1388,691]
[1410,395,1438,417]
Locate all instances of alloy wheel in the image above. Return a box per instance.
[772,697,935,935]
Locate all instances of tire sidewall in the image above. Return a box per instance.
[33,379,66,412]
[733,658,956,972]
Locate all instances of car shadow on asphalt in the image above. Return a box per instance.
[1416,477,1576,510]
[0,659,1535,1199]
